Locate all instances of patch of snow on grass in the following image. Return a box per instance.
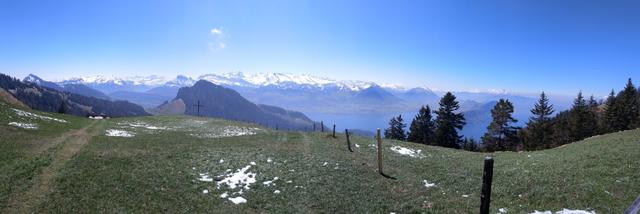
[126,121,168,130]
[228,196,247,204]
[263,177,279,187]
[8,122,38,129]
[423,180,436,188]
[267,158,273,163]
[197,173,214,182]
[530,209,595,214]
[202,189,209,194]
[355,144,360,148]
[557,209,595,214]
[191,126,262,139]
[390,146,422,158]
[323,162,328,166]
[212,164,258,204]
[12,108,68,123]
[499,208,507,213]
[462,194,469,198]
[105,129,134,137]
[274,190,281,194]
[219,159,224,164]
[216,165,257,190]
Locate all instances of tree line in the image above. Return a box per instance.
[384,78,640,152]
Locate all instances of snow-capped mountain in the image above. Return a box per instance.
[59,75,177,94]
[61,75,168,86]
[24,74,43,85]
[24,74,111,100]
[24,74,64,91]
[164,75,196,88]
[199,72,379,92]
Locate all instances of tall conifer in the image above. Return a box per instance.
[407,105,435,145]
[434,92,466,149]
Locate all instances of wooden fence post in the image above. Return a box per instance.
[321,121,324,132]
[332,124,336,138]
[313,123,316,131]
[346,129,353,152]
[376,128,383,175]
[480,156,494,214]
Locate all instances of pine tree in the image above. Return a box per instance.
[587,95,605,134]
[550,110,572,147]
[607,79,639,131]
[461,138,479,152]
[603,89,617,132]
[58,99,67,114]
[433,92,465,149]
[407,105,435,145]
[384,115,407,141]
[481,99,520,151]
[588,95,599,108]
[384,116,397,139]
[568,92,598,141]
[524,92,555,150]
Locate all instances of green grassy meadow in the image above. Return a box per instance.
[1,101,639,213]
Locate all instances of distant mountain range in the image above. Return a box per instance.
[24,74,111,100]
[22,72,574,139]
[2,74,149,117]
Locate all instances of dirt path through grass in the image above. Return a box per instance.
[4,120,103,213]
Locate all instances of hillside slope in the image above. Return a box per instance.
[0,103,638,213]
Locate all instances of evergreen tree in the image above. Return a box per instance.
[603,89,617,132]
[588,95,599,108]
[433,92,466,149]
[587,95,605,134]
[384,114,407,141]
[550,110,572,147]
[524,92,555,150]
[607,79,639,131]
[461,138,479,152]
[58,99,67,114]
[481,99,520,151]
[407,105,435,145]
[568,92,598,141]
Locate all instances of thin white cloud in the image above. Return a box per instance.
[208,41,227,51]
[210,28,223,36]
[208,27,227,51]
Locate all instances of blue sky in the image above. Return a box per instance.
[1,0,639,96]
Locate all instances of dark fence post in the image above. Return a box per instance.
[321,121,324,132]
[376,128,383,175]
[346,129,353,152]
[313,123,316,131]
[332,124,336,138]
[480,156,494,214]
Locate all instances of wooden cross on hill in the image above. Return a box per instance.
[194,100,204,117]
